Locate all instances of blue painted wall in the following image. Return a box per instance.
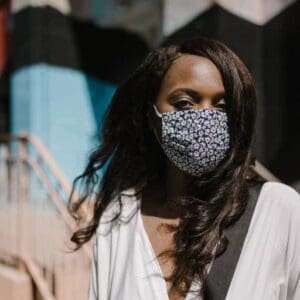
[11,63,116,182]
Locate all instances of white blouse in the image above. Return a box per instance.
[87,181,300,299]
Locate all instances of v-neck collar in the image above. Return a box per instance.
[137,196,201,300]
[138,208,170,298]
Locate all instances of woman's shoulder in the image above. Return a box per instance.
[260,182,300,277]
[257,181,300,243]
[259,181,300,212]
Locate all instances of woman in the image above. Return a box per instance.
[68,37,300,299]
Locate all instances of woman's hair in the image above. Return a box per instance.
[68,36,263,297]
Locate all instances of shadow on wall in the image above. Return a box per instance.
[13,6,151,85]
[264,2,300,184]
[0,66,10,134]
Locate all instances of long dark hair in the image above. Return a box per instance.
[68,37,262,297]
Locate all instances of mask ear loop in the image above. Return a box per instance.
[150,105,164,149]
[153,104,163,118]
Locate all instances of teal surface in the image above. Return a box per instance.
[11,63,116,183]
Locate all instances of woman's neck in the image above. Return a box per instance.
[141,159,187,219]
[165,158,187,204]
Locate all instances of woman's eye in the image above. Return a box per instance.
[216,99,226,111]
[174,99,193,109]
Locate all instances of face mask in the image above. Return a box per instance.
[152,104,230,177]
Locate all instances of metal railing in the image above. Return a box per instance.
[252,160,280,182]
[0,132,93,300]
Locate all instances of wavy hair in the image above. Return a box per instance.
[68,37,263,297]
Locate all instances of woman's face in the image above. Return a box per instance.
[148,54,226,141]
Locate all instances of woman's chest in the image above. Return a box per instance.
[140,214,188,299]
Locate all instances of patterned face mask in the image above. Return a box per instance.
[153,104,230,177]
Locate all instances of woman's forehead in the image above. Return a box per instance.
[160,54,225,95]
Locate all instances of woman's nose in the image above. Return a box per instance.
[195,99,214,110]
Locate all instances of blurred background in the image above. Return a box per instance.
[0,0,299,299]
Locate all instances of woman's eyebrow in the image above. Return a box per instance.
[168,88,202,100]
[168,88,226,101]
[212,91,226,100]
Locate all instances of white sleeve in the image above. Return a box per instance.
[87,239,98,300]
[286,186,300,299]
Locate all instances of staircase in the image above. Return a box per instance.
[0,133,93,300]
